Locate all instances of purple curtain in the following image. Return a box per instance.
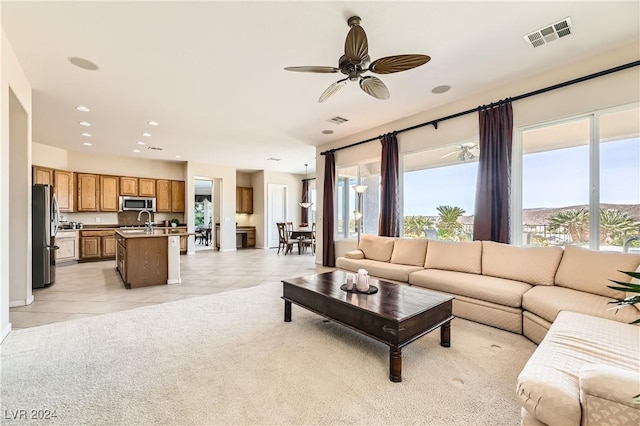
[473,101,513,243]
[322,152,336,266]
[379,132,400,237]
[300,179,309,225]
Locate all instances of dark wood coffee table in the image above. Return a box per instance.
[282,271,454,382]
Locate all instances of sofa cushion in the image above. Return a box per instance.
[482,241,563,286]
[390,238,428,266]
[336,257,423,283]
[409,269,531,308]
[424,240,482,274]
[555,245,640,299]
[343,250,364,259]
[522,285,640,325]
[517,311,639,426]
[358,234,395,262]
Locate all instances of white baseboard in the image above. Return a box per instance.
[167,278,181,285]
[0,323,11,344]
[219,248,237,252]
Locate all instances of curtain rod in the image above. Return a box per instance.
[320,60,640,156]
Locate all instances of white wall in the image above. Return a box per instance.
[9,89,31,307]
[315,43,640,263]
[1,28,33,342]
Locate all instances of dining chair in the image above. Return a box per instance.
[277,222,299,255]
[285,222,294,239]
[301,223,316,254]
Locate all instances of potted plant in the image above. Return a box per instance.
[607,270,640,403]
[170,218,180,228]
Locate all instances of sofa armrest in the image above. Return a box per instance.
[579,364,640,425]
[343,250,365,260]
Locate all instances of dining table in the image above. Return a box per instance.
[289,228,313,255]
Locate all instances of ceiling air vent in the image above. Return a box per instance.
[327,116,349,125]
[147,146,163,151]
[267,157,281,161]
[523,17,573,48]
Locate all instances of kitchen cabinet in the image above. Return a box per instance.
[33,166,53,185]
[54,170,75,212]
[138,178,156,197]
[171,180,185,212]
[236,186,253,214]
[120,177,138,196]
[156,179,171,212]
[55,230,79,263]
[99,175,120,212]
[180,235,187,253]
[79,230,116,260]
[77,173,100,212]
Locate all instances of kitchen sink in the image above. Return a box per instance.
[120,229,148,234]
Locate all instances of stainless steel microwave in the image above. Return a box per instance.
[119,196,156,212]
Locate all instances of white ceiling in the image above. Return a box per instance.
[3,1,639,174]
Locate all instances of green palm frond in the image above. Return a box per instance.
[608,271,640,325]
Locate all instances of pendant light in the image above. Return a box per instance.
[299,164,312,209]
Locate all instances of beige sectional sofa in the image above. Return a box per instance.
[336,234,640,425]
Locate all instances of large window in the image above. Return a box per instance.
[517,104,639,251]
[336,162,380,239]
[403,142,478,241]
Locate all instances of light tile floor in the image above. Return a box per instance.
[10,248,333,329]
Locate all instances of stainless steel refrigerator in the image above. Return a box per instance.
[32,184,60,289]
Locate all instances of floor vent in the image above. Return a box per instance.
[327,116,349,125]
[523,17,572,48]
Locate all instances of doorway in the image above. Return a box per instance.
[194,178,213,251]
[267,184,288,248]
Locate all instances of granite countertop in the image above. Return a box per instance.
[115,228,195,239]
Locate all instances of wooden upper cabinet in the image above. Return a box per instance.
[54,170,75,212]
[171,180,185,213]
[236,186,253,214]
[156,179,171,213]
[99,175,120,212]
[77,173,99,212]
[33,166,53,185]
[138,178,156,197]
[120,177,138,196]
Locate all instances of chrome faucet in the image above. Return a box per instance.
[137,209,153,233]
[622,236,640,253]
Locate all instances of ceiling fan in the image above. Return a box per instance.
[441,143,479,162]
[285,16,431,103]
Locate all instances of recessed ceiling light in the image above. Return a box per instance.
[82,142,92,146]
[175,155,182,158]
[79,121,91,126]
[137,141,146,145]
[76,105,90,112]
[431,85,451,94]
[68,57,99,71]
[81,132,91,137]
[141,132,151,137]
[147,121,159,126]
[322,130,334,135]
[133,149,141,153]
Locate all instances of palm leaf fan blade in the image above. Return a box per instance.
[284,66,340,73]
[318,79,347,103]
[369,54,431,74]
[344,25,368,64]
[359,76,389,100]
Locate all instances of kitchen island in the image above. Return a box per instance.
[115,228,193,289]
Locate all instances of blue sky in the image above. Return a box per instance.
[403,137,639,216]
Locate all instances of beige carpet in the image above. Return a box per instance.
[1,282,536,425]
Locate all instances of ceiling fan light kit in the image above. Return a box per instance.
[285,16,430,102]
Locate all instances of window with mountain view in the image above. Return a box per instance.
[403,141,478,241]
[519,104,639,251]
